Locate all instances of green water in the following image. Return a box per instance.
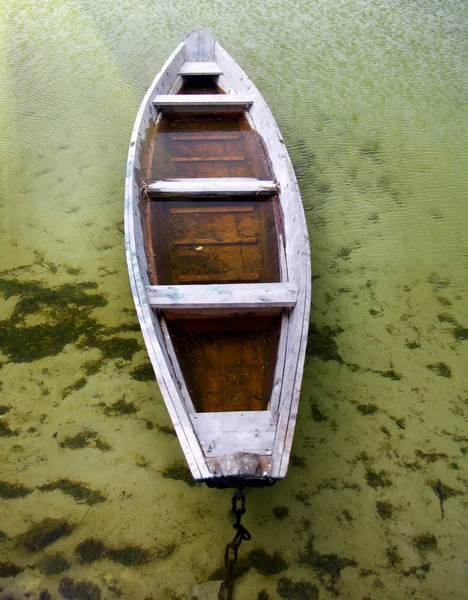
[1,0,467,598]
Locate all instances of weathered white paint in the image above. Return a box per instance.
[179,61,222,76]
[268,311,289,412]
[153,94,253,112]
[184,29,215,62]
[146,283,298,310]
[146,177,277,197]
[190,411,278,457]
[159,318,196,413]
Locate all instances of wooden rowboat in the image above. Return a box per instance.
[124,30,311,488]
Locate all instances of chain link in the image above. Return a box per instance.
[218,489,251,600]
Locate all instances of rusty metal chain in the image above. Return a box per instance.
[218,489,251,600]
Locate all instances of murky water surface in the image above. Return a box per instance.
[1,0,467,598]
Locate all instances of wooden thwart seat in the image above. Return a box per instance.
[146,177,277,197]
[179,62,223,76]
[153,94,253,113]
[146,282,298,309]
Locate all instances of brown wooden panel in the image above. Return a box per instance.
[240,245,264,276]
[228,163,250,177]
[170,156,245,162]
[170,205,254,214]
[170,211,258,246]
[171,211,236,242]
[149,114,272,180]
[170,133,240,141]
[195,162,230,178]
[178,272,260,283]
[170,244,244,282]
[168,140,238,157]
[166,315,282,412]
[236,211,260,241]
[149,198,279,285]
[173,238,256,246]
[204,335,263,411]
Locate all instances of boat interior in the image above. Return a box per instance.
[143,72,286,413]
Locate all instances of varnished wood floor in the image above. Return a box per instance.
[145,87,282,412]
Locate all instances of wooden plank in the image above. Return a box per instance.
[268,311,289,411]
[170,211,247,245]
[159,319,196,413]
[173,237,256,246]
[153,94,253,113]
[177,272,259,283]
[190,411,278,457]
[170,156,244,163]
[145,282,299,310]
[179,61,222,76]
[146,177,277,197]
[170,242,260,284]
[154,94,253,106]
[170,205,254,214]
[170,133,240,141]
[184,29,215,62]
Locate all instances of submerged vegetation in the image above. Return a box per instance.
[19,518,74,551]
[0,277,105,363]
[427,479,462,518]
[75,537,167,566]
[365,468,393,489]
[161,463,195,486]
[273,506,290,520]
[59,429,111,452]
[357,403,378,415]
[103,398,138,416]
[306,324,344,363]
[277,577,319,600]
[39,479,106,505]
[61,377,88,399]
[412,534,438,554]
[209,548,288,580]
[130,363,155,381]
[58,577,102,600]
[0,419,19,437]
[0,480,33,499]
[37,551,71,575]
[426,362,452,378]
[299,535,357,591]
[0,562,25,578]
[376,500,394,519]
[0,270,139,364]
